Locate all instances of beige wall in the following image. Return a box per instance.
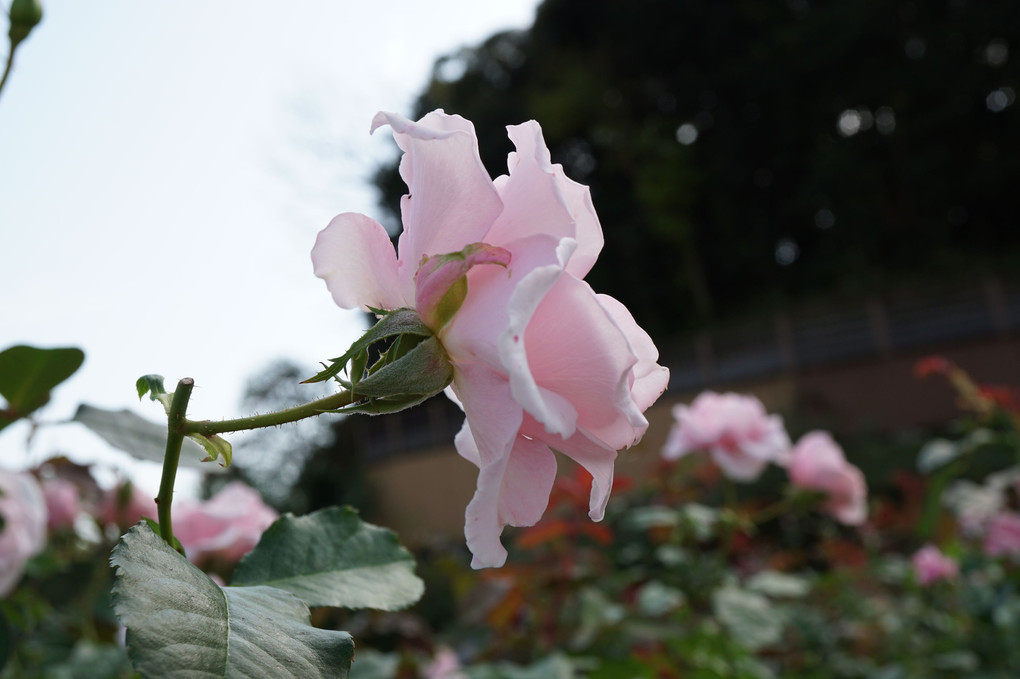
[366,377,798,544]
[367,337,1020,544]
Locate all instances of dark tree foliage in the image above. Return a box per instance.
[375,0,1020,336]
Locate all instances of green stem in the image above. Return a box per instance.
[181,388,356,437]
[0,44,16,103]
[156,378,194,548]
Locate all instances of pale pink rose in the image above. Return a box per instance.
[424,647,467,679]
[96,483,158,528]
[41,477,80,530]
[0,468,48,596]
[661,391,791,481]
[912,543,959,585]
[312,111,669,567]
[983,511,1020,558]
[788,431,868,525]
[174,482,278,564]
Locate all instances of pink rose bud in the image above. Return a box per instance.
[0,468,48,596]
[662,391,791,482]
[41,477,80,530]
[414,243,511,331]
[983,511,1020,558]
[788,431,868,525]
[912,543,959,585]
[174,482,278,565]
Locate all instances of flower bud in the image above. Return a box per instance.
[414,243,510,332]
[306,308,455,415]
[8,0,43,47]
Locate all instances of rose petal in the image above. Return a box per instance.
[453,419,481,467]
[486,121,603,278]
[528,418,618,521]
[371,110,503,270]
[0,470,47,597]
[596,293,670,413]
[450,363,523,467]
[312,212,408,311]
[464,433,557,569]
[498,262,577,439]
[502,267,648,450]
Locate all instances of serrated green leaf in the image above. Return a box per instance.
[111,523,353,679]
[142,517,183,554]
[0,345,84,428]
[303,308,430,384]
[232,506,424,611]
[73,404,218,470]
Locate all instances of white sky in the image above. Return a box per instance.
[0,1,540,489]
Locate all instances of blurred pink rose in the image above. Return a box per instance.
[912,543,958,585]
[0,468,48,596]
[174,482,278,565]
[983,511,1020,558]
[424,647,467,679]
[788,431,868,525]
[661,391,791,481]
[313,111,668,568]
[96,483,158,528]
[41,477,80,530]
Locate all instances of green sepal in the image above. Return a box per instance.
[431,275,468,330]
[303,308,430,385]
[350,336,452,398]
[348,346,368,387]
[326,392,435,416]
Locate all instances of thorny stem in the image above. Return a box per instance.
[155,381,355,549]
[156,378,194,549]
[180,389,356,437]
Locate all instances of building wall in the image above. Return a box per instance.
[366,336,1020,544]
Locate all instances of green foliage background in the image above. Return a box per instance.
[376,0,1020,336]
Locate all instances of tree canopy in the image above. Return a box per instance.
[375,0,1020,336]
